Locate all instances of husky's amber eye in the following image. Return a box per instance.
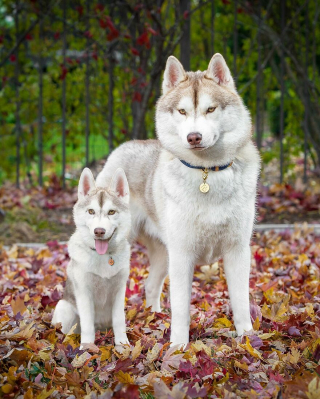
[207,107,216,113]
[178,109,186,115]
[88,209,95,215]
[108,210,116,215]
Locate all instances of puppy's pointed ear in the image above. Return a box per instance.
[109,168,130,204]
[162,56,186,95]
[78,168,96,198]
[206,53,235,91]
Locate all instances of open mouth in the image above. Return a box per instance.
[94,229,116,255]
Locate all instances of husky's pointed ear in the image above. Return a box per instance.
[206,53,235,91]
[110,168,130,204]
[162,56,186,94]
[78,168,96,198]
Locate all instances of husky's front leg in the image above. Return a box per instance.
[75,287,95,345]
[223,245,253,335]
[168,249,194,347]
[112,275,129,346]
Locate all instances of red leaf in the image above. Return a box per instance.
[132,91,142,103]
[10,54,16,62]
[121,128,127,135]
[130,47,140,56]
[183,10,189,19]
[107,28,119,41]
[54,31,60,40]
[59,64,68,80]
[95,4,104,13]
[25,33,33,41]
[0,35,3,44]
[137,31,150,48]
[76,6,83,16]
[130,77,138,86]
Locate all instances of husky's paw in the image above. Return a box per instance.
[114,339,130,354]
[236,324,254,337]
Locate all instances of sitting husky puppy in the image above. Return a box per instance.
[52,167,131,347]
[96,54,260,347]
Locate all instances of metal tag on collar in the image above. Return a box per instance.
[199,168,210,193]
[109,257,114,266]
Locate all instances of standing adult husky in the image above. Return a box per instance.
[96,53,260,347]
[52,167,131,347]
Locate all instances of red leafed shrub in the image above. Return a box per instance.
[137,31,150,49]
[130,47,140,56]
[133,91,142,102]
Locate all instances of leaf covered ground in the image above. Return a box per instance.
[1,177,320,246]
[1,227,320,398]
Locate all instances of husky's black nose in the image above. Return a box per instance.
[94,228,106,237]
[187,132,202,145]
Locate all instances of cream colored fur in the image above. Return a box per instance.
[96,53,260,347]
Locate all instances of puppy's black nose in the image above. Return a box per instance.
[187,132,202,145]
[94,228,106,237]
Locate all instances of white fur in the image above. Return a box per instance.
[96,54,260,347]
[52,168,131,347]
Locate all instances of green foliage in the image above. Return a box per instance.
[0,0,319,184]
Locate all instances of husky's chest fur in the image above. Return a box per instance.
[99,140,257,265]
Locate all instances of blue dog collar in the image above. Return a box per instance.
[180,159,233,171]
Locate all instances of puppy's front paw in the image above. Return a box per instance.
[235,323,254,337]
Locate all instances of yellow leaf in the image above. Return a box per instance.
[62,323,79,348]
[11,296,27,316]
[146,313,155,326]
[214,317,232,328]
[38,350,52,362]
[115,370,135,384]
[298,253,309,265]
[132,340,143,361]
[127,308,137,321]
[306,303,315,319]
[258,332,275,340]
[241,336,262,359]
[7,245,18,259]
[191,340,211,356]
[199,300,210,311]
[71,352,91,368]
[100,346,112,362]
[36,388,56,399]
[306,377,320,399]
[195,263,219,282]
[36,248,52,259]
[253,317,260,331]
[234,360,248,371]
[1,384,13,394]
[289,348,300,365]
[12,323,35,341]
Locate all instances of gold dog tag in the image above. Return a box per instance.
[200,168,210,193]
[109,257,114,266]
[200,182,210,193]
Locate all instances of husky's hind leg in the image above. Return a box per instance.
[144,239,168,312]
[52,300,80,334]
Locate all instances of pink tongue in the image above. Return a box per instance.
[95,240,109,255]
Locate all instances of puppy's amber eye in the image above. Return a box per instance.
[88,209,95,215]
[108,210,116,215]
[207,107,216,113]
[178,109,186,115]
